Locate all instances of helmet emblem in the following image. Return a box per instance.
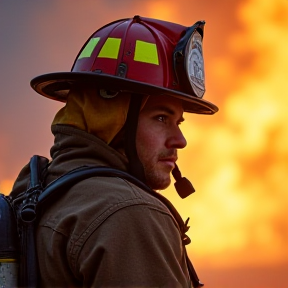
[186,30,205,97]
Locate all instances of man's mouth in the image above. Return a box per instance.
[158,156,178,169]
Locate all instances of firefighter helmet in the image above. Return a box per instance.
[31,15,218,114]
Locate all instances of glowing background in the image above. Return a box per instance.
[0,1,287,287]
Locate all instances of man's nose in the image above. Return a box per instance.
[166,127,187,149]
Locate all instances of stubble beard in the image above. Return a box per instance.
[142,151,176,191]
[144,166,171,191]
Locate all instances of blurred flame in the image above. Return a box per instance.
[146,0,175,20]
[165,0,288,269]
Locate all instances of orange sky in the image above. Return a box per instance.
[1,1,287,287]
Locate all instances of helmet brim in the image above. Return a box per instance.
[30,72,218,114]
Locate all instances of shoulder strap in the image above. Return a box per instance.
[37,165,152,207]
[15,155,48,288]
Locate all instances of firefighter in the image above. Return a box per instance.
[14,15,218,287]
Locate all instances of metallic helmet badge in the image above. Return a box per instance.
[173,21,206,99]
[186,30,205,98]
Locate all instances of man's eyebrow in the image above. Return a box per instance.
[152,105,185,122]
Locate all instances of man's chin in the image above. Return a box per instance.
[147,177,171,191]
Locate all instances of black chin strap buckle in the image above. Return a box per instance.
[172,164,195,198]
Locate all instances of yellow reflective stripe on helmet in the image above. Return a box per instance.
[78,37,100,59]
[134,40,159,65]
[98,38,121,59]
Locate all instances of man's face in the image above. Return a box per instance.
[136,95,187,190]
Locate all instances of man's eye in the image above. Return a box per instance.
[157,115,166,122]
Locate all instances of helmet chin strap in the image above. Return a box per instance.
[172,164,195,198]
[124,94,146,183]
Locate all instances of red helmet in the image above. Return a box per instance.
[31,15,218,114]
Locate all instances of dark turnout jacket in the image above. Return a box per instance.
[12,125,195,287]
